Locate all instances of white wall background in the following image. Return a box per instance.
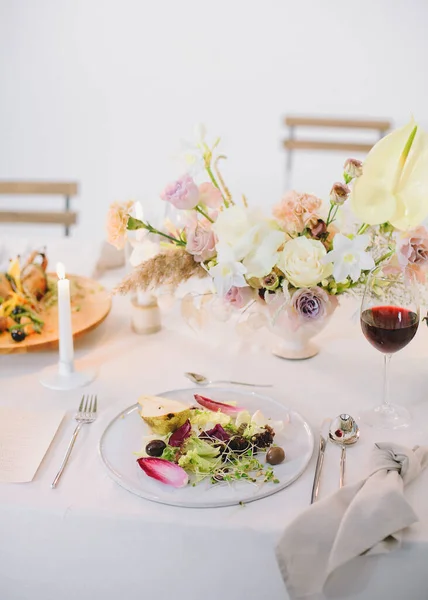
[0,0,427,241]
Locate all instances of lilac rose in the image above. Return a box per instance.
[292,287,336,322]
[186,222,216,263]
[161,174,199,210]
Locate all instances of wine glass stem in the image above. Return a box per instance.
[382,354,392,407]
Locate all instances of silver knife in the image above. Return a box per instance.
[310,418,332,504]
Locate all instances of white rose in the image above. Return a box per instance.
[278,237,332,287]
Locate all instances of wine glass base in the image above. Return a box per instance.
[361,403,411,429]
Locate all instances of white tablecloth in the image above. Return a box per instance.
[2,245,428,600]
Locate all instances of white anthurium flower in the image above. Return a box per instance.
[323,233,375,283]
[208,242,248,296]
[351,119,428,230]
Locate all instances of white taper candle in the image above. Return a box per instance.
[134,201,152,306]
[56,262,74,372]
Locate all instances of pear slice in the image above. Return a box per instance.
[138,395,191,435]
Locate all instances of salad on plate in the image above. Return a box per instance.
[0,250,88,344]
[136,393,288,489]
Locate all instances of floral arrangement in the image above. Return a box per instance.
[107,120,428,329]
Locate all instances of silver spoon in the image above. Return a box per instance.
[185,372,272,388]
[329,414,360,488]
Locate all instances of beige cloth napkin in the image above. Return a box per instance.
[276,443,428,599]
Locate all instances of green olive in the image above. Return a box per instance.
[266,446,285,465]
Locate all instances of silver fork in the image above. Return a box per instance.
[51,394,98,489]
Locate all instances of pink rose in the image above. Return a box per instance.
[198,182,223,209]
[161,175,199,210]
[273,191,322,234]
[186,222,216,263]
[396,227,428,282]
[106,200,133,250]
[224,286,254,309]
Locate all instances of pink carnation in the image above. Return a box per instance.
[273,191,322,234]
[161,175,199,210]
[106,200,133,250]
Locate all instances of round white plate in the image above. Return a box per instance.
[99,388,314,508]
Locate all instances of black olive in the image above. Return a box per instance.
[11,330,26,342]
[145,440,166,457]
[12,306,25,316]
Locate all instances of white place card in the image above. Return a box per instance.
[0,407,65,483]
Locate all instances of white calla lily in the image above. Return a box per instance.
[351,120,428,230]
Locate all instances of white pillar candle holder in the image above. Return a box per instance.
[39,262,97,390]
[131,294,161,335]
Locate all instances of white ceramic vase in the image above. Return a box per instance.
[265,296,337,360]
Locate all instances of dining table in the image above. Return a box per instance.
[1,237,428,600]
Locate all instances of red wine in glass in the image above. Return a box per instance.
[360,269,420,428]
[361,306,419,354]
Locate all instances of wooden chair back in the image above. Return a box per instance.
[283,116,391,188]
[0,181,79,236]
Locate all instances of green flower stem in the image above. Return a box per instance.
[357,223,369,235]
[195,205,214,223]
[326,203,335,227]
[326,204,340,227]
[205,163,220,190]
[127,216,186,247]
[332,205,340,221]
[375,250,394,266]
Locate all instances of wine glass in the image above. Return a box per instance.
[360,267,420,428]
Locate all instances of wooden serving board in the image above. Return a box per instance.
[0,274,112,354]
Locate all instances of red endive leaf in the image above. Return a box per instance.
[137,457,189,488]
[194,394,245,416]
